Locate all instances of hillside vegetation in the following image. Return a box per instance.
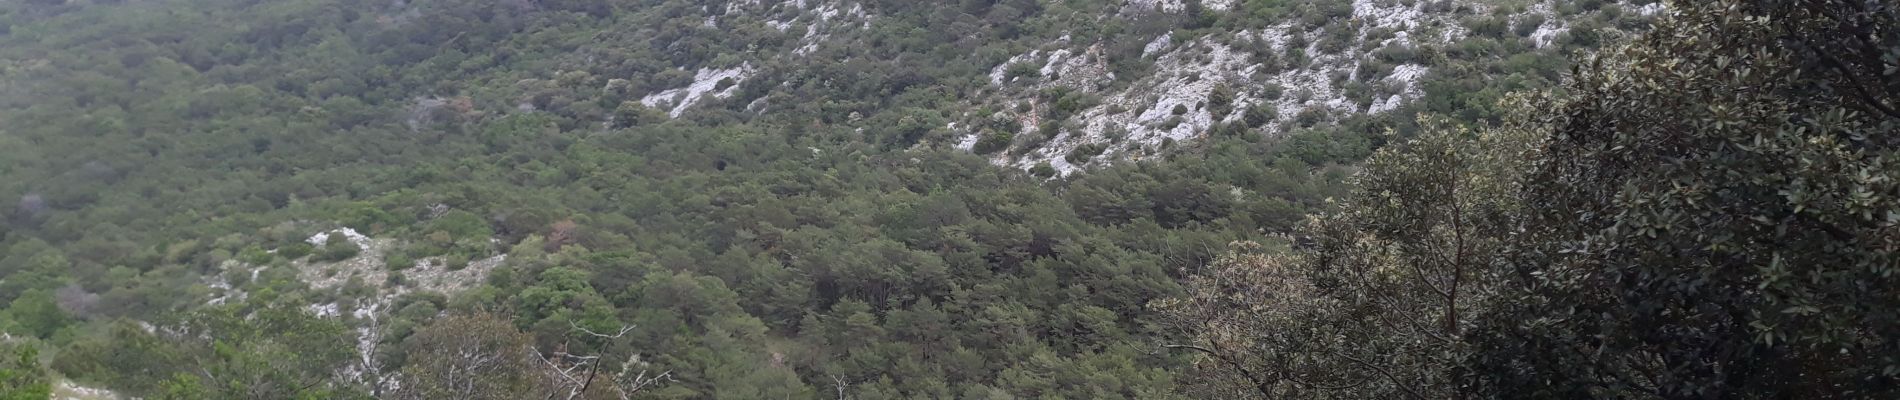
[2,0,1892,399]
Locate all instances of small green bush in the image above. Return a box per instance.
[278,242,315,260]
[1029,162,1058,178]
[1004,61,1041,81]
[387,252,417,271]
[445,254,471,271]
[238,245,274,265]
[1244,104,1279,127]
[973,131,1014,154]
[1066,143,1109,164]
[315,234,362,262]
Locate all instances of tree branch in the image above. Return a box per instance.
[571,321,635,339]
[1165,343,1278,399]
[1784,27,1900,120]
[1335,351,1429,400]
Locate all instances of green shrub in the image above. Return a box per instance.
[278,242,315,260]
[1011,122,1061,156]
[1295,108,1328,128]
[1466,16,1509,38]
[1316,24,1354,54]
[315,234,362,262]
[1209,85,1235,119]
[1029,162,1057,178]
[1004,61,1041,81]
[1066,143,1109,164]
[1210,122,1250,138]
[1161,116,1185,131]
[1373,43,1417,64]
[445,254,471,271]
[1514,14,1548,37]
[973,131,1014,154]
[386,271,407,287]
[1244,104,1279,127]
[387,251,417,271]
[1262,83,1285,100]
[238,245,274,265]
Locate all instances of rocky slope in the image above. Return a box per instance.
[201,224,504,391]
[639,0,1659,176]
[224,0,1656,389]
[962,0,1466,175]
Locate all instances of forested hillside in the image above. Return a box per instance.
[3,0,1891,399]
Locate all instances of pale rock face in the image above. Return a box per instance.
[308,227,373,249]
[1355,0,1415,27]
[1124,0,1233,13]
[989,50,1042,86]
[1142,32,1174,58]
[405,97,450,131]
[1527,2,1567,48]
[54,379,125,400]
[965,0,1466,176]
[1530,24,1565,48]
[793,1,868,55]
[17,193,46,216]
[986,45,1118,90]
[640,63,755,118]
[1522,2,1664,49]
[206,274,238,306]
[723,0,872,56]
[646,0,876,119]
[1636,2,1667,16]
[309,302,342,318]
[1123,0,1177,13]
[1371,64,1429,114]
[952,122,982,150]
[203,224,508,392]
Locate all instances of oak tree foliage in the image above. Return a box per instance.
[1161,1,1900,398]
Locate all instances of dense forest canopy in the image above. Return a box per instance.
[1,0,1893,399]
